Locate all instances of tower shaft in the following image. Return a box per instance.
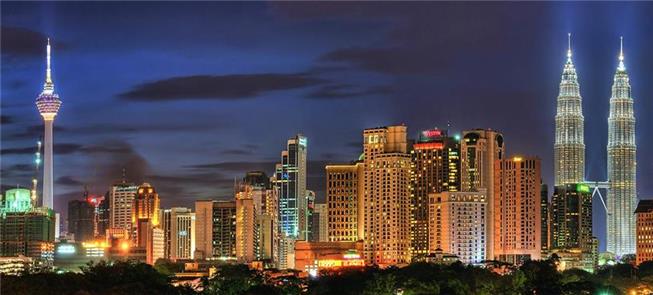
[607,40,636,255]
[554,35,585,186]
[42,119,54,209]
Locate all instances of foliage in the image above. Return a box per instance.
[3,258,653,295]
[1,260,187,295]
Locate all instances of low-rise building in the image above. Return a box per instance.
[294,241,364,276]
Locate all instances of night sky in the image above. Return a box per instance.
[2,2,652,251]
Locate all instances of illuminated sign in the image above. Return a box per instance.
[413,142,444,150]
[422,129,442,138]
[513,157,523,162]
[343,253,361,260]
[299,137,307,147]
[56,244,76,255]
[577,184,591,193]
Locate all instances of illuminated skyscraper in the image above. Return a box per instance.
[109,181,138,235]
[494,156,542,264]
[410,128,460,259]
[551,184,593,251]
[274,134,308,240]
[362,125,411,266]
[554,34,585,186]
[194,200,236,260]
[429,190,487,265]
[235,172,270,262]
[132,183,162,264]
[161,207,195,261]
[326,162,364,243]
[35,39,62,210]
[607,37,637,256]
[460,129,504,261]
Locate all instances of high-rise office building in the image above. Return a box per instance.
[551,184,593,252]
[194,200,236,259]
[460,129,504,260]
[0,188,55,262]
[132,183,162,264]
[262,177,279,264]
[97,192,110,238]
[109,181,138,235]
[429,190,487,264]
[410,128,460,259]
[274,134,308,240]
[67,198,94,242]
[325,162,364,242]
[162,207,195,261]
[363,125,411,266]
[236,171,275,263]
[35,39,62,210]
[554,34,585,186]
[541,184,550,252]
[306,190,315,242]
[311,203,328,242]
[494,156,542,263]
[635,200,653,265]
[607,38,637,256]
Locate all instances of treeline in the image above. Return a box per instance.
[4,258,653,295]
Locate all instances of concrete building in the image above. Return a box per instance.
[410,128,460,259]
[551,184,593,251]
[541,184,550,253]
[109,181,138,235]
[67,199,94,242]
[494,156,542,264]
[162,207,195,261]
[429,190,487,264]
[311,203,328,242]
[325,162,364,242]
[132,183,162,264]
[294,241,364,275]
[362,125,411,266]
[636,200,653,265]
[0,207,55,263]
[194,200,236,260]
[460,129,504,261]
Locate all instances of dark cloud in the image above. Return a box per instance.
[220,149,254,156]
[307,84,393,99]
[8,125,67,140]
[187,161,277,173]
[0,164,34,179]
[320,47,452,75]
[0,143,82,155]
[1,26,67,57]
[1,115,13,124]
[119,73,324,101]
[87,140,150,186]
[56,176,84,187]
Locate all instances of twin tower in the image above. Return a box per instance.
[554,34,637,256]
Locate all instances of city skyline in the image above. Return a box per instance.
[2,2,653,254]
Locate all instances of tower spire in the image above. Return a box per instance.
[43,38,54,95]
[567,33,572,62]
[618,36,626,71]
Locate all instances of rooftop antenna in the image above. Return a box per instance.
[567,33,572,62]
[121,167,127,183]
[618,36,626,71]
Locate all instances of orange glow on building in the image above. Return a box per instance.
[294,241,365,274]
[413,142,444,150]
